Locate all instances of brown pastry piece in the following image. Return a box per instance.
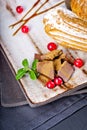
[65,52,75,65]
[37,61,54,79]
[34,54,42,61]
[41,50,63,60]
[71,0,87,22]
[35,50,63,61]
[54,53,66,71]
[58,61,74,82]
[38,74,50,86]
[43,7,87,52]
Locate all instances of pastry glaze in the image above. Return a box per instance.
[43,7,87,52]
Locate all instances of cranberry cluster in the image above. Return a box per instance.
[46,42,84,89]
[46,77,63,89]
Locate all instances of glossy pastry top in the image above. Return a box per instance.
[71,0,87,22]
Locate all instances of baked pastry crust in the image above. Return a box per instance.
[71,0,87,22]
[43,7,87,52]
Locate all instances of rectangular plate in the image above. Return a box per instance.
[0,0,87,107]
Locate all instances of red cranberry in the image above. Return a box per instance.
[46,80,55,89]
[54,77,63,86]
[74,58,84,68]
[47,42,57,51]
[16,6,24,14]
[21,25,29,33]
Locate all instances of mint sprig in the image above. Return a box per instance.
[16,59,38,80]
[32,59,38,70]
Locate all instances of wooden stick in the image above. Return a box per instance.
[9,0,41,28]
[10,0,64,36]
[12,0,50,35]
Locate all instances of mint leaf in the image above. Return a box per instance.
[32,59,38,71]
[22,59,29,68]
[15,58,38,81]
[29,70,37,80]
[17,68,24,73]
[16,68,26,80]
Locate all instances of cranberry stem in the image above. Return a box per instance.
[10,0,64,36]
[9,0,41,29]
[13,14,35,36]
[12,0,50,35]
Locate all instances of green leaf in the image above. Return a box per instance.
[22,59,29,68]
[16,69,26,80]
[17,68,24,73]
[15,58,38,81]
[29,70,37,80]
[32,59,38,71]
